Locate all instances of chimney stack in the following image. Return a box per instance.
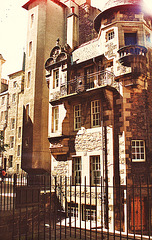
[0,54,6,93]
[67,6,79,49]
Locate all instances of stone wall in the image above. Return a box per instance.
[75,128,102,152]
[79,4,98,45]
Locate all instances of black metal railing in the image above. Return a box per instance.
[118,45,147,69]
[60,70,115,97]
[0,174,152,239]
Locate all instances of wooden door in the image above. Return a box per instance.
[130,196,146,231]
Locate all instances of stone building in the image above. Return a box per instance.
[0,67,24,174]
[0,0,99,175]
[45,0,152,233]
[0,88,8,168]
[0,0,152,232]
[21,0,99,174]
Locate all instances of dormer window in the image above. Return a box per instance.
[106,30,115,41]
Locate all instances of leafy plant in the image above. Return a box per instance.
[0,132,9,153]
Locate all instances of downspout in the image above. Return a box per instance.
[15,91,20,173]
[101,93,108,229]
[104,125,108,229]
[93,57,98,86]
[3,92,9,170]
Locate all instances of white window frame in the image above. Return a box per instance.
[74,104,81,130]
[73,157,82,185]
[85,66,94,89]
[106,30,115,41]
[82,205,96,222]
[52,106,59,133]
[90,155,101,185]
[131,140,145,162]
[91,100,100,127]
[53,69,59,89]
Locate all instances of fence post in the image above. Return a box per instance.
[12,173,17,239]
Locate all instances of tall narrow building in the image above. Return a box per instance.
[21,0,100,174]
[22,0,67,174]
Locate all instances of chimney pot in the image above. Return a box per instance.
[71,6,75,13]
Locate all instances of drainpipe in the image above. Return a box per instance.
[93,57,98,87]
[2,93,9,170]
[101,97,108,229]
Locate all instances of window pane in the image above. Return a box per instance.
[90,155,101,185]
[91,100,100,127]
[74,104,81,130]
[53,69,59,88]
[52,106,59,133]
[131,140,145,161]
[73,157,81,185]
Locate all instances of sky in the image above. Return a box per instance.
[0,0,27,79]
[0,0,152,79]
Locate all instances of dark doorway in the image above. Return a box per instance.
[124,33,137,45]
[4,157,7,171]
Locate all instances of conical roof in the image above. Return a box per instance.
[94,0,144,33]
[102,0,143,12]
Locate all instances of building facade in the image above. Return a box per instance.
[0,0,152,231]
[45,0,152,232]
[0,0,99,175]
[21,0,99,174]
[0,69,24,175]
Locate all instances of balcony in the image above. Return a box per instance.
[118,45,147,73]
[60,70,115,97]
[49,137,70,161]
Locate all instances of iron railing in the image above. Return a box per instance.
[0,174,152,239]
[60,70,116,97]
